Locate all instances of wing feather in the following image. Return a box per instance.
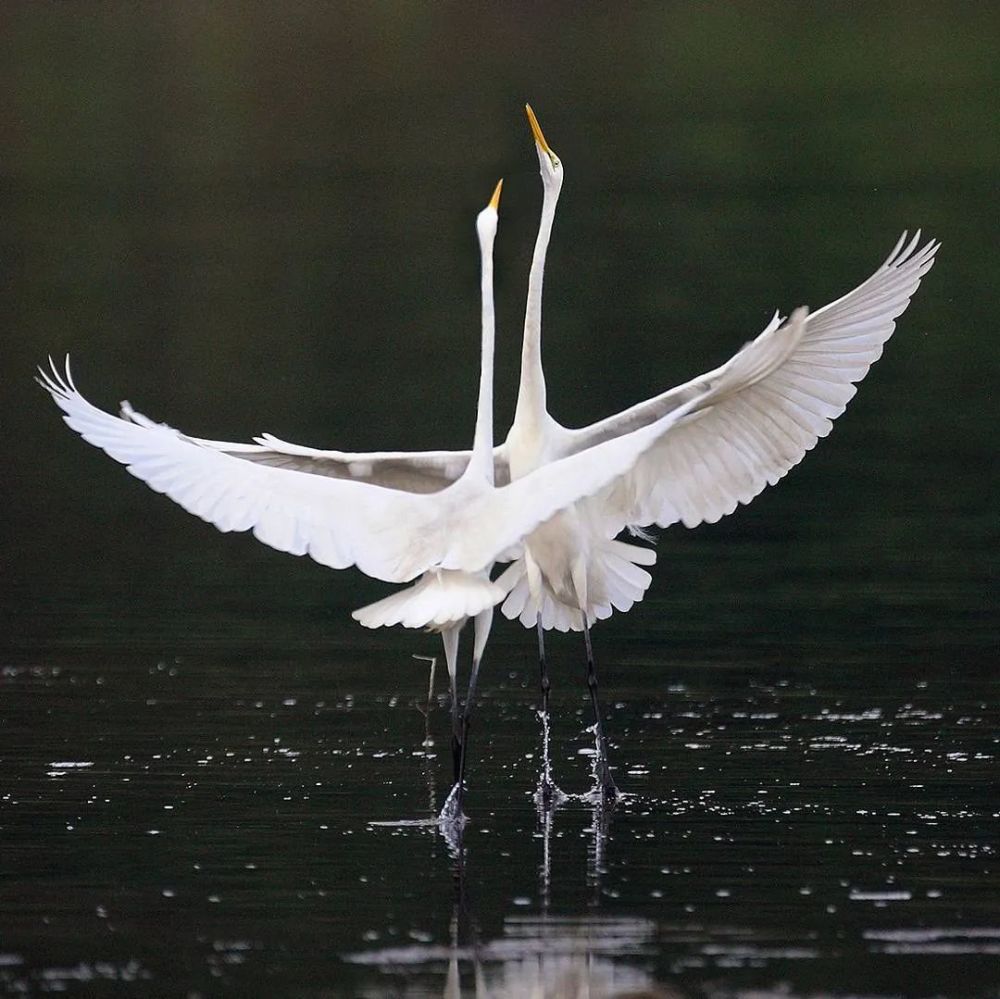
[40,235,935,593]
[40,359,461,583]
[41,356,731,585]
[119,401,510,491]
[587,234,937,533]
[456,307,810,568]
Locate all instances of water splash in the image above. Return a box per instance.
[534,708,568,808]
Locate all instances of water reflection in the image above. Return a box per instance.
[3,639,998,996]
[352,810,676,998]
[353,656,999,997]
[347,914,675,998]
[360,740,678,997]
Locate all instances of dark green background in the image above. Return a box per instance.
[1,4,996,997]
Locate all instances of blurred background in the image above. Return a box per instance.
[3,2,995,617]
[0,4,997,997]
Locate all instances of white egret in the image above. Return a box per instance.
[40,108,938,808]
[496,105,939,799]
[352,179,505,797]
[40,174,787,801]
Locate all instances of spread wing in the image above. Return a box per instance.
[41,359,474,584]
[565,232,938,532]
[40,234,936,587]
[119,401,510,492]
[41,358,718,583]
[443,312,810,571]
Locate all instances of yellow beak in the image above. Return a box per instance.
[489,178,503,210]
[525,104,555,158]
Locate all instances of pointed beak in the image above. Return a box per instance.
[489,178,503,211]
[525,104,557,162]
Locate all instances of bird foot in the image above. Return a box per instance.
[597,758,620,802]
[579,770,621,808]
[534,776,568,810]
[538,777,556,807]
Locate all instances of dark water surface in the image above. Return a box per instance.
[2,5,997,997]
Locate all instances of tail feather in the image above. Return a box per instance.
[499,538,655,632]
[353,570,505,631]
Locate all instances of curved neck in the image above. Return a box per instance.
[513,183,559,430]
[469,234,496,483]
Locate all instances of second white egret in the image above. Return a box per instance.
[497,106,939,800]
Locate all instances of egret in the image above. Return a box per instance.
[496,105,938,799]
[40,176,769,804]
[39,109,938,809]
[352,179,505,800]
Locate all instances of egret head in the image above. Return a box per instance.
[476,178,503,245]
[525,104,563,192]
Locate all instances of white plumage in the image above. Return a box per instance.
[40,106,938,804]
[352,570,508,632]
[40,172,804,806]
[40,290,806,601]
[498,537,656,633]
[500,109,938,636]
[493,106,936,799]
[39,343,721,589]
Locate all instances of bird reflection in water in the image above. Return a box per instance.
[359,791,682,998]
[348,891,679,996]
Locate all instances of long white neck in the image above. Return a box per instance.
[513,182,559,432]
[468,225,496,484]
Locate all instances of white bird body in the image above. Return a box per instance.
[502,406,660,631]
[40,170,769,804]
[497,104,935,799]
[503,415,588,615]
[494,107,665,636]
[40,106,939,805]
[496,107,939,638]
[40,346,739,588]
[352,185,506,785]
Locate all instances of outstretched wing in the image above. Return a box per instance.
[119,401,510,492]
[41,233,936,586]
[43,353,757,584]
[445,310,809,572]
[41,359,721,584]
[41,359,466,584]
[567,232,938,532]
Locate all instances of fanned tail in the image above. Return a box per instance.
[353,569,505,632]
[499,539,656,632]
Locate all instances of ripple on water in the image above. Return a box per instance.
[864,927,1000,955]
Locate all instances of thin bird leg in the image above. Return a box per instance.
[583,619,619,801]
[441,627,462,786]
[536,620,559,806]
[450,680,461,786]
[425,655,436,719]
[537,620,550,717]
[456,608,492,810]
[454,654,482,818]
[457,655,482,795]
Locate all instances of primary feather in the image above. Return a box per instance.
[501,109,938,631]
[579,232,939,537]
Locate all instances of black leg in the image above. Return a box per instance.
[535,620,560,806]
[450,672,462,787]
[537,620,550,717]
[583,619,618,801]
[442,629,463,787]
[456,654,482,811]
